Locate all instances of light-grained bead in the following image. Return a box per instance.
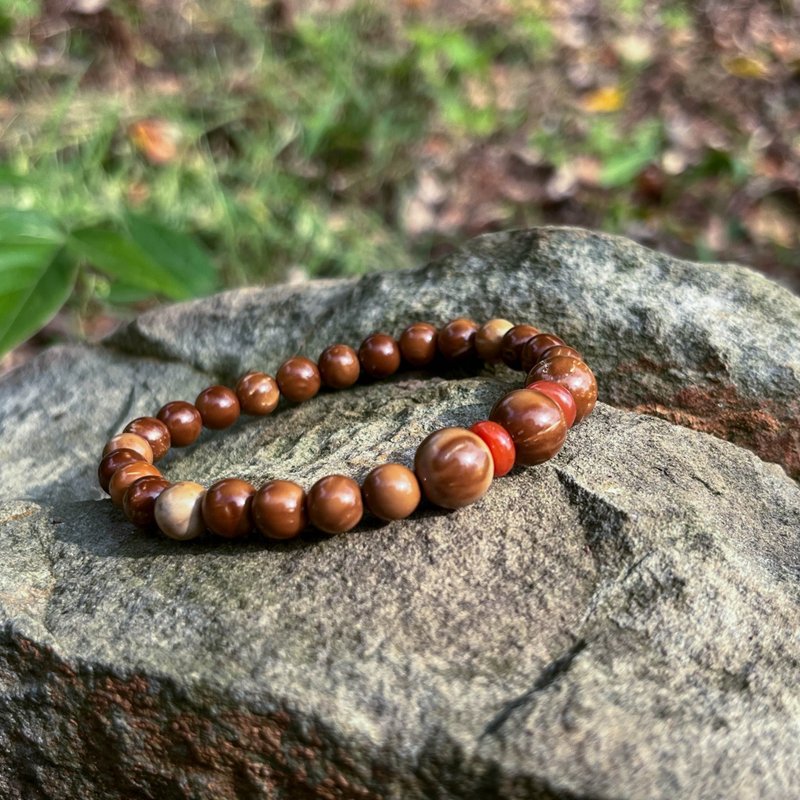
[103,433,153,463]
[154,481,207,541]
[362,463,421,521]
[475,319,514,362]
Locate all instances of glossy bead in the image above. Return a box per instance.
[124,417,171,460]
[527,356,598,424]
[501,324,540,370]
[155,481,207,541]
[276,356,322,403]
[307,475,363,534]
[157,401,203,447]
[98,448,146,493]
[526,380,577,428]
[541,344,582,362]
[489,389,567,466]
[469,421,516,477]
[399,322,438,368]
[475,318,514,362]
[202,478,256,539]
[123,475,171,528]
[520,333,565,373]
[252,480,308,540]
[362,463,421,521]
[358,333,401,379]
[236,372,280,415]
[437,318,479,360]
[103,433,153,464]
[414,427,494,509]
[109,462,162,507]
[195,385,241,430]
[318,344,360,389]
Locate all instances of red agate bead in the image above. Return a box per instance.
[526,380,577,428]
[469,421,515,477]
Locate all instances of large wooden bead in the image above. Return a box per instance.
[157,401,203,447]
[196,385,241,430]
[520,333,565,373]
[527,356,598,424]
[540,344,582,361]
[318,344,360,389]
[123,475,171,528]
[307,475,363,534]
[399,322,438,368]
[414,427,494,509]
[362,463,421,521]
[124,417,171,460]
[252,480,308,540]
[98,448,146,493]
[155,481,207,541]
[103,433,153,464]
[490,389,567,466]
[202,478,256,539]
[236,372,279,415]
[526,380,577,428]
[358,333,401,379]
[501,324,540,370]
[437,318,478,360]
[277,356,322,403]
[475,318,514,362]
[109,462,162,507]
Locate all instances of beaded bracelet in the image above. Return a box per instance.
[97,319,597,541]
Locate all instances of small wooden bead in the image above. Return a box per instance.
[124,417,171,460]
[437,318,479,360]
[202,478,256,539]
[501,324,540,370]
[103,433,153,464]
[520,333,565,373]
[236,372,280,415]
[155,481,207,541]
[527,356,598,424]
[414,427,494,509]
[109,462,162,507]
[469,420,516,477]
[307,475,363,534]
[157,401,203,447]
[318,344,360,389]
[362,463,421,521]
[540,344,582,362]
[475,319,514,362]
[196,385,241,430]
[98,448,146,493]
[123,475,171,528]
[489,389,567,466]
[276,356,322,403]
[358,333,401,379]
[252,480,308,540]
[399,322,438,368]
[526,380,577,428]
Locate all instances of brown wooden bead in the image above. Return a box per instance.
[276,356,322,403]
[540,344,582,361]
[399,322,438,368]
[489,389,567,466]
[527,356,598,424]
[124,417,171,460]
[202,478,256,539]
[103,433,153,464]
[414,427,494,509]
[109,462,162,507]
[155,481,206,541]
[362,463,421,521]
[475,318,514,362]
[123,475,171,528]
[98,448,146,493]
[236,372,279,415]
[358,333,401,379]
[157,401,203,447]
[195,385,241,430]
[252,480,308,540]
[318,344,360,389]
[520,333,566,373]
[307,475,363,534]
[437,318,479,360]
[501,324,540,370]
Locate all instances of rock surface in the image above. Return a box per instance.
[0,227,799,799]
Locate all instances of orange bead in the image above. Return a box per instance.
[469,420,516,477]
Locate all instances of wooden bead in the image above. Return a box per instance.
[489,389,567,466]
[103,433,153,464]
[362,463,421,521]
[399,322,438,367]
[526,356,598,424]
[469,420,516,477]
[252,480,308,540]
[307,475,363,534]
[520,333,565,373]
[437,318,478,360]
[157,401,203,447]
[154,481,207,541]
[414,427,494,509]
[358,333,401,379]
[123,475,171,528]
[236,372,279,415]
[526,380,577,428]
[318,344,360,389]
[277,356,322,403]
[540,344,582,361]
[475,318,514,362]
[196,385,241,430]
[98,448,146,493]
[202,478,256,539]
[501,324,540,370]
[124,417,171,460]
[109,462,162,507]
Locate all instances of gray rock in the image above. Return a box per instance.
[0,227,799,799]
